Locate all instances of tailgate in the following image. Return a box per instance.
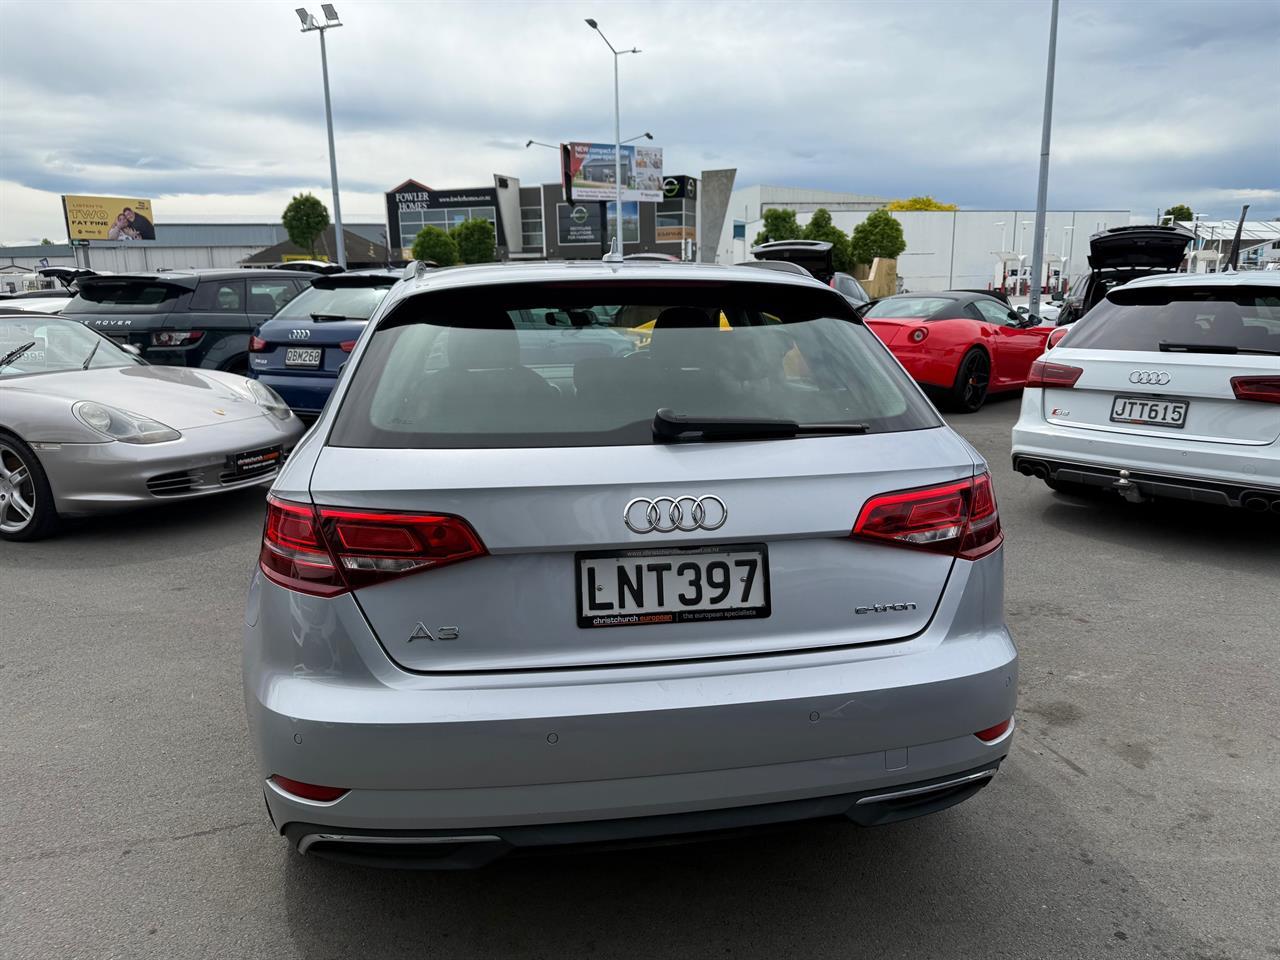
[310,431,976,672]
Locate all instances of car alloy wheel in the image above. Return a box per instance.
[0,440,38,534]
[950,349,990,413]
[0,436,57,541]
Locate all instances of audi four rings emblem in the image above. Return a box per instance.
[289,329,312,340]
[624,496,728,533]
[1129,370,1170,385]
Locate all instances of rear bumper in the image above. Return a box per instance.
[244,549,1017,863]
[1012,389,1280,508]
[250,368,336,415]
[280,760,1005,869]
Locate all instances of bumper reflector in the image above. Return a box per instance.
[269,775,348,803]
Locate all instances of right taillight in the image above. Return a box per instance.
[1026,359,1083,388]
[259,496,487,597]
[852,472,1002,561]
[1231,376,1280,404]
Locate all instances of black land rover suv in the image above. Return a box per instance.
[61,270,311,373]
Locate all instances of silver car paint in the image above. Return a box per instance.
[2,363,305,514]
[246,260,1016,847]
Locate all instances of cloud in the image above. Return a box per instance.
[1,0,1277,244]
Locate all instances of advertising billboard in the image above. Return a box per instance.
[62,196,156,241]
[563,143,663,203]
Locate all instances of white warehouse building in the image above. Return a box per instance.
[714,186,1129,293]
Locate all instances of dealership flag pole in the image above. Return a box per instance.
[1028,0,1059,319]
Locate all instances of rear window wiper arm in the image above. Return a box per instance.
[653,408,869,442]
[1159,341,1280,356]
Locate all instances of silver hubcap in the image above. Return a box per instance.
[0,442,36,533]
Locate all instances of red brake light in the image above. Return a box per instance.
[852,473,1003,560]
[974,718,1012,743]
[909,327,928,343]
[269,775,348,803]
[259,496,487,597]
[1026,359,1083,388]
[339,340,357,353]
[249,335,268,352]
[1231,376,1280,404]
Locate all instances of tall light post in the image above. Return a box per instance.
[296,5,346,268]
[1027,0,1060,317]
[584,18,640,259]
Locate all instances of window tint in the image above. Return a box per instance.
[247,280,298,315]
[61,281,181,313]
[833,275,868,303]
[1068,286,1280,352]
[328,282,940,449]
[189,279,245,313]
[865,297,953,319]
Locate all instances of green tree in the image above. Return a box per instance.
[281,193,330,258]
[849,209,907,266]
[39,238,54,246]
[801,208,853,272]
[886,196,958,211]
[411,225,459,266]
[752,208,802,246]
[451,218,497,264]
[1163,204,1193,224]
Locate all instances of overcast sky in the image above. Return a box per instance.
[1,0,1277,244]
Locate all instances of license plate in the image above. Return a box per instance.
[576,544,770,629]
[285,347,323,368]
[228,445,282,476]
[1109,396,1188,428]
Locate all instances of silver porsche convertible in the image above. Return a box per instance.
[0,312,304,541]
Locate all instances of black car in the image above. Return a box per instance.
[60,269,311,374]
[1056,225,1192,326]
[747,240,871,306]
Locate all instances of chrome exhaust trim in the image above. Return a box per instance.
[854,768,996,806]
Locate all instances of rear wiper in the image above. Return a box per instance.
[309,313,356,323]
[653,408,869,442]
[1159,341,1280,356]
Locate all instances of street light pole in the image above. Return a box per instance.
[585,19,640,260]
[298,6,347,268]
[1028,0,1060,318]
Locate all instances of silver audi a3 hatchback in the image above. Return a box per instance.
[244,259,1017,868]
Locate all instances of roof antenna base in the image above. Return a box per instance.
[603,236,624,264]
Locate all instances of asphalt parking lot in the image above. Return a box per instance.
[3,394,1277,960]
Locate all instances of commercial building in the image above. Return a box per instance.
[384,175,701,261]
[714,188,1131,293]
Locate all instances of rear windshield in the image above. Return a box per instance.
[865,297,953,319]
[61,281,182,313]
[1065,286,1280,353]
[328,282,940,449]
[272,283,393,323]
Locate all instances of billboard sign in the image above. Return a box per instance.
[62,195,156,241]
[563,143,663,203]
[662,175,696,201]
[556,203,604,246]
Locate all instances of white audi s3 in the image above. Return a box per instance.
[1012,271,1280,510]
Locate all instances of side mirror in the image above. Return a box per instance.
[1051,291,1064,303]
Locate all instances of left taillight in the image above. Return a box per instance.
[259,495,487,597]
[249,335,268,352]
[1231,376,1280,404]
[852,472,1003,561]
[1026,359,1083,388]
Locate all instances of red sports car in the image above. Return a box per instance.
[863,291,1052,412]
